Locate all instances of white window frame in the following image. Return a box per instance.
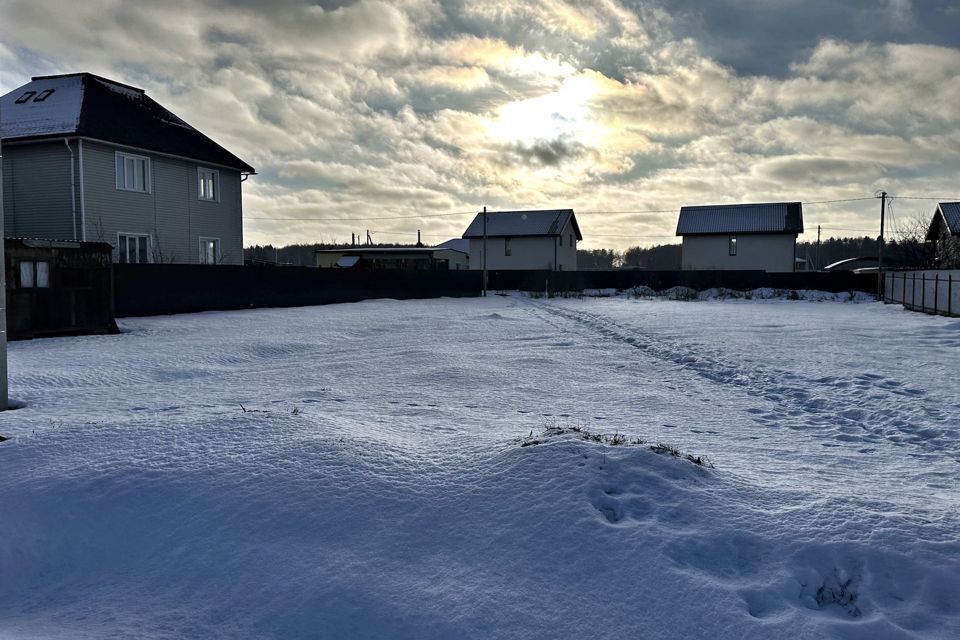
[117,232,152,264]
[19,261,51,288]
[198,167,220,202]
[199,237,221,265]
[115,151,151,193]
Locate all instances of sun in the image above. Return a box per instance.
[488,75,603,149]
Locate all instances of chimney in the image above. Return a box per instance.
[417,230,423,247]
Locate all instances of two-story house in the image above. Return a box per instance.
[462,209,582,271]
[1,72,255,264]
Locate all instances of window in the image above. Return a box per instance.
[115,152,150,193]
[504,237,511,256]
[19,261,50,288]
[729,235,738,256]
[118,233,150,264]
[15,91,36,104]
[199,237,221,264]
[559,234,563,246]
[198,167,219,201]
[33,89,55,102]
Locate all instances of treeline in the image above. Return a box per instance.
[576,244,682,269]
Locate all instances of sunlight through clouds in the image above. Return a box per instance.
[2,0,960,249]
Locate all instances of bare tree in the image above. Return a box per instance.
[890,214,936,269]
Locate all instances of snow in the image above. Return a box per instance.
[0,75,84,139]
[1,297,958,639]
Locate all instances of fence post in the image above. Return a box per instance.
[912,272,916,309]
[935,274,940,315]
[950,274,953,317]
[921,273,926,313]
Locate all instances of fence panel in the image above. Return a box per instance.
[884,270,960,317]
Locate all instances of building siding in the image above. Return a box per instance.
[681,234,796,272]
[467,219,577,271]
[79,141,243,264]
[2,141,77,240]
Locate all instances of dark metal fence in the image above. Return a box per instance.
[488,269,875,294]
[113,264,480,317]
[114,266,876,318]
[884,270,960,317]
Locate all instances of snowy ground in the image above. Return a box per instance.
[1,295,958,639]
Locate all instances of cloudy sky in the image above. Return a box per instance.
[3,0,960,249]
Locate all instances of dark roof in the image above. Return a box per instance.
[434,238,469,253]
[676,202,803,235]
[462,209,582,239]
[928,202,960,239]
[1,73,254,173]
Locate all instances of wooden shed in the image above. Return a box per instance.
[5,238,117,339]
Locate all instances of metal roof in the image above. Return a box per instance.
[676,202,803,235]
[462,209,582,239]
[937,202,960,235]
[1,73,254,173]
[434,238,469,253]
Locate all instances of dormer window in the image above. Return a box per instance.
[33,89,55,102]
[15,91,36,104]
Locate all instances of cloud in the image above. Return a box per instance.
[2,0,960,250]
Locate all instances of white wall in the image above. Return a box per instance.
[468,220,578,271]
[681,234,796,272]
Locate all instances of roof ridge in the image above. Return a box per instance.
[32,72,145,93]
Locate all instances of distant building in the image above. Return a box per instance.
[926,202,960,268]
[676,202,803,272]
[315,245,469,270]
[0,72,255,265]
[462,209,581,271]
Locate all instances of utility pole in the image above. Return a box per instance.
[815,225,821,271]
[877,191,887,300]
[482,206,488,297]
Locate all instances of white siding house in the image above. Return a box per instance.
[677,202,803,272]
[462,209,582,271]
[0,73,255,265]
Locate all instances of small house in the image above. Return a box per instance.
[926,202,960,268]
[462,209,581,271]
[315,245,468,270]
[676,202,803,272]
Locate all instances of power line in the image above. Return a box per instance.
[245,198,877,224]
[889,195,960,201]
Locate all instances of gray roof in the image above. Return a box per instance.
[1,72,254,172]
[936,202,960,235]
[676,202,803,236]
[434,238,469,254]
[462,209,582,239]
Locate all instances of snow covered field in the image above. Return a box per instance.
[1,295,958,639]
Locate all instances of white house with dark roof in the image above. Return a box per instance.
[462,209,582,271]
[926,202,960,268]
[0,73,255,265]
[676,202,803,272]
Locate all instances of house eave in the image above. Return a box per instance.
[2,133,255,174]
